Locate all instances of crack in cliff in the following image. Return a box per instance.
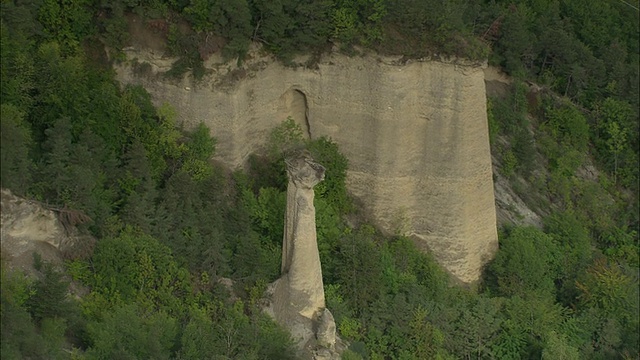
[298,89,312,140]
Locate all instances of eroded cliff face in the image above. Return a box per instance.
[115,48,498,283]
[0,189,82,275]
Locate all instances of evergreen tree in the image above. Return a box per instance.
[118,140,157,234]
[0,104,33,194]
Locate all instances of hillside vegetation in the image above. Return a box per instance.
[1,0,638,359]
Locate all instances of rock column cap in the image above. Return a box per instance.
[285,150,325,189]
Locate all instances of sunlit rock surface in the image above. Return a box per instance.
[115,47,498,283]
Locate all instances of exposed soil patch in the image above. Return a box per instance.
[125,13,168,53]
[484,66,511,98]
[197,33,226,61]
[492,163,544,228]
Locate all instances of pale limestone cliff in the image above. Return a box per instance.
[115,47,498,283]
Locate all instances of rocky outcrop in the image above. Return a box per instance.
[316,308,337,349]
[115,46,498,283]
[263,152,339,359]
[0,189,89,274]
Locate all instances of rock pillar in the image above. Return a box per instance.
[279,152,326,318]
[265,151,339,358]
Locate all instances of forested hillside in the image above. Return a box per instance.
[1,0,638,359]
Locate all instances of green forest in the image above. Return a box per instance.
[0,0,638,359]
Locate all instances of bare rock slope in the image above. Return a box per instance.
[115,48,498,283]
[0,189,82,274]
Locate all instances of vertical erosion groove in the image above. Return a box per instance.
[281,88,311,139]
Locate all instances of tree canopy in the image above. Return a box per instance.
[0,0,638,358]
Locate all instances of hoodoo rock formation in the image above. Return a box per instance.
[264,151,338,358]
[278,153,327,318]
[115,47,499,283]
